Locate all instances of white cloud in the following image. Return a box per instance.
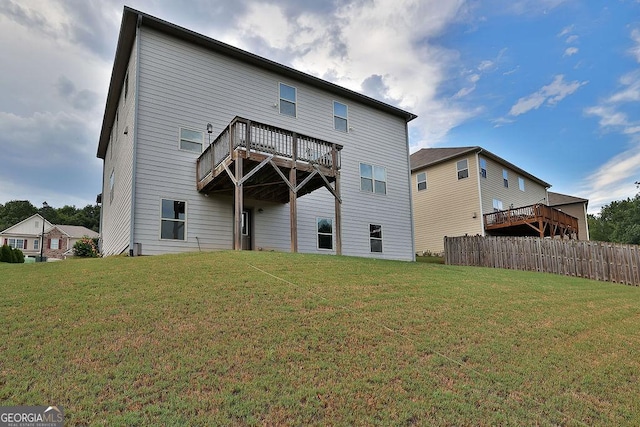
[565,35,578,44]
[558,25,574,37]
[630,28,640,63]
[564,47,578,56]
[508,75,587,116]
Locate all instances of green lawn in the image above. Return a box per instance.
[1,251,639,426]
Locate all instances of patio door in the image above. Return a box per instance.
[241,209,252,250]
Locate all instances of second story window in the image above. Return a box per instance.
[416,172,427,191]
[360,163,387,195]
[503,169,509,188]
[518,177,525,191]
[493,199,503,212]
[109,169,115,203]
[333,101,348,132]
[279,83,297,117]
[480,158,487,178]
[179,128,203,153]
[457,159,469,180]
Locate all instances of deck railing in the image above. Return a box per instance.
[197,117,341,184]
[484,203,579,231]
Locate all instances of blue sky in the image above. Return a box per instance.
[0,0,638,214]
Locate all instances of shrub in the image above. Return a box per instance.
[73,236,100,258]
[0,244,11,263]
[0,245,25,263]
[12,247,24,263]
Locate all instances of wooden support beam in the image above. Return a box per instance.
[332,145,342,256]
[290,134,298,253]
[234,155,243,250]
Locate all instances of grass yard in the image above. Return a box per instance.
[1,251,639,426]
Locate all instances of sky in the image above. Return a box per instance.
[0,0,639,215]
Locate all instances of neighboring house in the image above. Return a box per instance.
[411,147,583,255]
[96,7,417,260]
[0,214,99,260]
[548,192,590,241]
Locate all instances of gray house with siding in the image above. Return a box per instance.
[97,7,417,260]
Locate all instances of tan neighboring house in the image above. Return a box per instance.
[548,192,590,241]
[0,214,99,260]
[411,147,585,255]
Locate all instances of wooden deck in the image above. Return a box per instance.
[197,117,342,204]
[483,203,579,239]
[196,116,343,252]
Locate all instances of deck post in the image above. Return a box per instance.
[332,144,342,256]
[290,133,298,253]
[234,151,243,250]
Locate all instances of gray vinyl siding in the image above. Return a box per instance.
[124,27,412,259]
[478,155,547,215]
[101,38,137,256]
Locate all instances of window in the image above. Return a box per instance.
[360,163,387,194]
[518,177,525,191]
[179,128,203,153]
[416,172,427,191]
[480,158,487,178]
[109,169,115,203]
[161,199,186,240]
[50,238,59,250]
[124,72,129,101]
[370,224,383,253]
[34,239,39,251]
[457,159,469,180]
[317,218,333,250]
[279,83,297,117]
[35,220,39,229]
[493,199,503,212]
[503,169,509,188]
[8,238,25,249]
[333,101,348,132]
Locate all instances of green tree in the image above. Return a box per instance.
[0,244,11,263]
[589,193,640,244]
[0,200,37,231]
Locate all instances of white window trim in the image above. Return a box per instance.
[416,172,427,191]
[457,159,469,180]
[8,238,24,249]
[179,127,204,153]
[480,158,487,178]
[359,162,388,195]
[316,217,334,251]
[159,198,187,241]
[34,239,39,251]
[493,199,503,211]
[369,224,383,253]
[333,100,348,132]
[279,82,297,118]
[503,169,509,188]
[109,169,115,204]
[518,177,525,191]
[50,238,60,250]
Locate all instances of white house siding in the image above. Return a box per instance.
[100,37,137,256]
[412,155,483,255]
[127,27,413,259]
[478,155,547,215]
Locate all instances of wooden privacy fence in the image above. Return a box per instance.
[444,236,640,286]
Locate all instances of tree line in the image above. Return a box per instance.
[587,188,640,245]
[0,200,100,232]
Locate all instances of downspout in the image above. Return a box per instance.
[404,123,416,261]
[129,14,142,256]
[475,149,485,236]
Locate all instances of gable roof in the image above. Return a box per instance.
[52,225,99,239]
[548,191,588,207]
[0,213,53,235]
[97,6,417,159]
[410,146,551,188]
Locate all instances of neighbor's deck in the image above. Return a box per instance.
[484,203,579,238]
